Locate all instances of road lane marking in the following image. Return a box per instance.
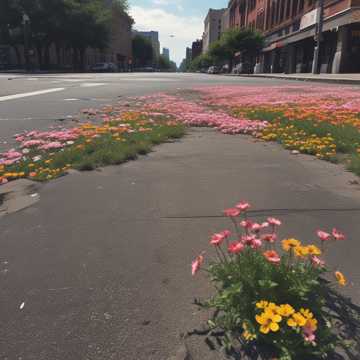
[80,83,105,87]
[0,88,65,102]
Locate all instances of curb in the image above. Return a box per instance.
[231,74,360,85]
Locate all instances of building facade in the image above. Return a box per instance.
[228,0,360,73]
[191,39,203,60]
[202,8,226,53]
[136,31,161,58]
[162,47,170,60]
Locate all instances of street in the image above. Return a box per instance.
[0,73,360,360]
[0,73,299,149]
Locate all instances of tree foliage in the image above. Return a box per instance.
[0,0,130,69]
[190,28,264,72]
[132,35,154,67]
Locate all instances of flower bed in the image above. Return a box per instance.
[0,110,184,185]
[191,202,356,359]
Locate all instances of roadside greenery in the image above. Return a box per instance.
[192,202,357,359]
[188,29,264,72]
[0,0,130,70]
[0,112,184,184]
[233,106,360,175]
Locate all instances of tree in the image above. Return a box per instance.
[132,35,154,67]
[218,28,264,71]
[0,0,130,70]
[189,53,214,71]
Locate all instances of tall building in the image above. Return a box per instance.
[162,47,170,60]
[228,0,360,74]
[202,8,226,54]
[191,39,203,60]
[135,31,160,58]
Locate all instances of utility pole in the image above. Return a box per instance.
[312,0,325,74]
[23,13,30,72]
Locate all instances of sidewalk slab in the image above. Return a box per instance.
[232,73,360,85]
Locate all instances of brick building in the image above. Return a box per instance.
[203,8,227,53]
[228,0,360,73]
[191,39,203,60]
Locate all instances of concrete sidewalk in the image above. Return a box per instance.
[234,73,360,85]
[1,129,360,359]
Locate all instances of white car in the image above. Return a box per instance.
[91,62,118,72]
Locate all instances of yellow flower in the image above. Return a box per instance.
[276,304,295,317]
[256,310,282,334]
[335,271,347,286]
[256,300,269,309]
[242,322,256,341]
[300,308,314,319]
[306,245,321,256]
[287,312,307,328]
[293,245,309,257]
[282,238,301,252]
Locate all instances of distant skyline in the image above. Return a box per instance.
[129,0,227,65]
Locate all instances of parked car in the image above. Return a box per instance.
[134,66,156,72]
[207,66,220,74]
[232,62,252,74]
[91,62,118,72]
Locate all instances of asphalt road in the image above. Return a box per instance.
[1,73,360,360]
[0,72,302,149]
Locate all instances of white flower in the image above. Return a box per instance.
[22,148,30,154]
[32,155,42,162]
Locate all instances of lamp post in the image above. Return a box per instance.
[22,13,30,72]
[312,0,324,74]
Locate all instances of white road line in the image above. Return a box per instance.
[0,88,65,102]
[80,83,105,87]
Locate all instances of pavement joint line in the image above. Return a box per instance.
[161,208,360,219]
[0,87,65,102]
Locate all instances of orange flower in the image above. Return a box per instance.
[335,271,347,286]
[263,250,281,265]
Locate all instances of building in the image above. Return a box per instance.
[202,8,226,53]
[186,47,193,63]
[136,31,161,58]
[191,39,203,60]
[222,7,231,34]
[228,0,360,74]
[87,3,133,71]
[162,47,170,60]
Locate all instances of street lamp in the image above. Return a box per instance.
[22,13,31,72]
[312,0,324,74]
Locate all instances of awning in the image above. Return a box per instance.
[262,8,360,52]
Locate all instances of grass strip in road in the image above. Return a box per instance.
[233,106,360,176]
[0,112,185,184]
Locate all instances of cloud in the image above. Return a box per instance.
[130,5,203,65]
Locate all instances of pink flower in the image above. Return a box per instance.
[317,230,331,241]
[191,254,204,276]
[228,242,244,254]
[332,228,345,241]
[210,230,231,246]
[302,320,317,345]
[241,235,256,246]
[261,233,277,243]
[223,208,240,217]
[235,201,250,211]
[240,219,253,229]
[251,238,263,249]
[311,256,325,268]
[267,217,282,226]
[221,230,231,238]
[263,250,281,265]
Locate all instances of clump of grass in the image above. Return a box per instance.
[51,122,185,173]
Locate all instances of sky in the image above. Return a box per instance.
[129,0,227,65]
